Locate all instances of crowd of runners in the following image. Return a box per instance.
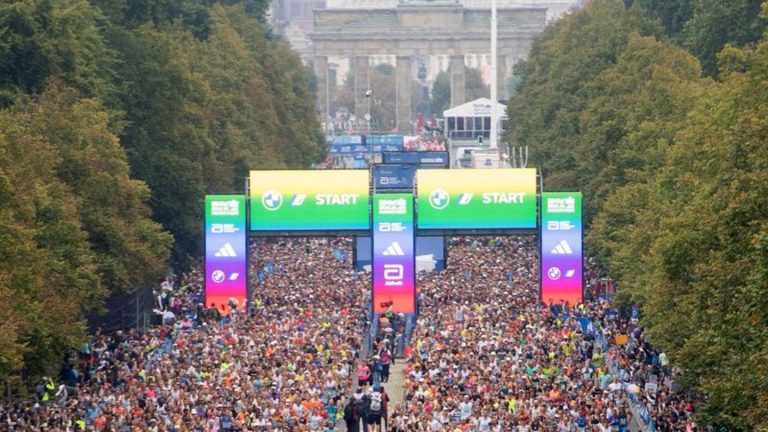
[0,236,697,431]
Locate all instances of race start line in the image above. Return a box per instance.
[204,168,583,317]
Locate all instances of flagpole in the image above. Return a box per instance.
[490,0,499,152]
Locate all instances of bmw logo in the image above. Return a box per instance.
[429,189,450,210]
[547,267,561,280]
[211,270,225,283]
[261,190,283,211]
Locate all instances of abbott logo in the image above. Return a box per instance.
[551,240,573,255]
[547,221,575,231]
[214,243,237,257]
[382,241,405,256]
[211,223,239,234]
[457,193,474,205]
[429,189,449,210]
[261,190,283,211]
[290,194,306,206]
[383,264,404,286]
[378,222,406,232]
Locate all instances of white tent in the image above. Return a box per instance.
[442,97,507,119]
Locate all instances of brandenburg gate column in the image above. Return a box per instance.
[396,55,413,133]
[450,54,466,108]
[497,54,508,100]
[353,55,370,122]
[314,55,329,122]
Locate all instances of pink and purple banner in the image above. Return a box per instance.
[205,195,248,316]
[540,192,583,306]
[372,193,416,314]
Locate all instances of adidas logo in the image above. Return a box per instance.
[550,240,573,255]
[214,243,237,257]
[382,241,405,256]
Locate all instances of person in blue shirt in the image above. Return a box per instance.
[617,408,630,432]
[220,413,234,432]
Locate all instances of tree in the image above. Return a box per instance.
[629,0,767,77]
[430,70,451,116]
[505,0,661,221]
[626,0,694,36]
[682,0,766,76]
[465,67,489,102]
[431,66,490,115]
[106,5,323,266]
[0,89,104,382]
[0,0,115,107]
[33,83,172,292]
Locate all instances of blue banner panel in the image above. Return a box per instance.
[355,236,372,271]
[329,135,363,145]
[373,165,417,190]
[329,143,404,154]
[356,236,445,272]
[382,152,449,167]
[367,135,404,145]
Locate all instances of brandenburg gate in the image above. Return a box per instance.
[310,0,547,131]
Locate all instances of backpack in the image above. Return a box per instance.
[344,402,359,422]
[369,392,382,414]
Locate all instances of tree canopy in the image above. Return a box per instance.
[507,0,768,428]
[0,0,322,384]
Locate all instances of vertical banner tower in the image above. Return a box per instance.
[205,195,248,315]
[372,193,416,315]
[540,192,584,306]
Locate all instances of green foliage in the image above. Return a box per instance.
[33,83,173,292]
[92,0,271,38]
[0,0,115,106]
[0,88,103,381]
[465,67,489,102]
[430,67,489,116]
[511,0,768,428]
[626,0,693,36]
[682,0,767,76]
[630,0,767,77]
[0,0,320,383]
[108,5,323,266]
[430,70,450,116]
[506,0,662,220]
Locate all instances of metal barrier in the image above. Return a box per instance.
[596,330,656,431]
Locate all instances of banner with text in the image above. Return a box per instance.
[540,192,583,306]
[416,168,537,230]
[373,165,417,190]
[249,170,370,231]
[372,193,416,314]
[382,151,449,166]
[205,195,248,315]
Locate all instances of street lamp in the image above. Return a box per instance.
[365,89,372,132]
